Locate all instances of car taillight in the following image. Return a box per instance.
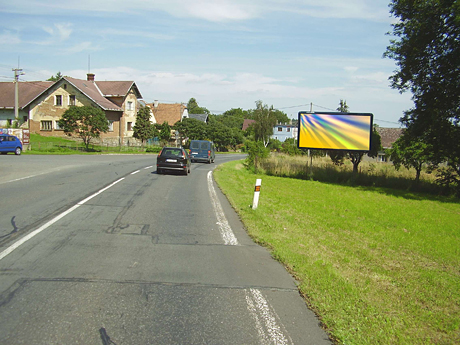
[208,150,211,156]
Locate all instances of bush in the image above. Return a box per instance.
[244,140,269,172]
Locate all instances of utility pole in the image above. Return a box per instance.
[12,68,25,125]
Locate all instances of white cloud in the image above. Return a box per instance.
[3,0,393,23]
[64,41,100,54]
[38,23,73,45]
[0,30,21,45]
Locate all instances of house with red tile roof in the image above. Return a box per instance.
[0,74,143,145]
[146,102,188,126]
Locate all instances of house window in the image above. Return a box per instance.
[287,127,291,132]
[127,101,133,111]
[55,120,62,130]
[55,95,62,106]
[278,127,283,132]
[41,121,52,131]
[69,95,76,106]
[108,120,114,132]
[127,122,133,131]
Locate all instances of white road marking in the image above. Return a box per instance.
[245,289,291,345]
[131,170,140,175]
[144,166,153,169]
[0,177,125,261]
[207,171,238,246]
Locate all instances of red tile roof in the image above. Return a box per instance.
[0,81,53,109]
[147,103,186,126]
[376,127,404,148]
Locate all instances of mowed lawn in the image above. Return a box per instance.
[214,160,460,345]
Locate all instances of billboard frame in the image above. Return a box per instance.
[297,111,374,152]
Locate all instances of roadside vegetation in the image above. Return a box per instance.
[214,159,460,344]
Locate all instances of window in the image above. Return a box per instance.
[108,120,114,132]
[41,121,52,131]
[55,95,62,106]
[69,95,76,106]
[278,127,283,132]
[287,127,291,132]
[127,122,133,131]
[55,121,62,130]
[127,101,133,111]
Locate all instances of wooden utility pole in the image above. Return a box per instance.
[12,68,25,123]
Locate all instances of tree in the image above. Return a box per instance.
[47,72,63,82]
[133,106,155,147]
[385,0,460,193]
[337,99,349,113]
[252,100,277,147]
[155,122,172,144]
[388,134,432,183]
[174,118,207,141]
[187,98,210,115]
[58,106,109,150]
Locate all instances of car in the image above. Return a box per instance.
[156,147,191,175]
[189,140,215,163]
[0,134,22,155]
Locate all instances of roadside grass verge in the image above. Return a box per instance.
[24,134,161,154]
[214,159,460,344]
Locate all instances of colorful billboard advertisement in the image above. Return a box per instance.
[297,112,373,151]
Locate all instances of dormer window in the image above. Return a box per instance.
[127,101,133,111]
[55,95,62,106]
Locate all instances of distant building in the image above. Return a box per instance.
[271,124,297,142]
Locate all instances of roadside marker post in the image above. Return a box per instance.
[252,179,262,210]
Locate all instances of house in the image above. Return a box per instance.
[188,113,208,123]
[271,124,297,142]
[0,81,53,127]
[375,127,404,162]
[0,73,143,145]
[242,119,256,131]
[147,102,188,126]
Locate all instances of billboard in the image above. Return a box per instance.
[297,112,373,151]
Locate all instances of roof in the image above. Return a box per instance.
[147,103,186,126]
[188,113,208,123]
[96,81,142,99]
[376,127,404,149]
[63,77,123,111]
[242,119,256,131]
[0,81,53,109]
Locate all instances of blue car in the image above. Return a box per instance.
[0,134,22,155]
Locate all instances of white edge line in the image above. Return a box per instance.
[131,170,140,175]
[0,177,125,261]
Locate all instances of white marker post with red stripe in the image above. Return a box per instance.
[252,179,262,209]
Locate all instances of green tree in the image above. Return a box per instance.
[133,106,155,147]
[187,98,210,115]
[273,109,290,125]
[388,134,432,183]
[47,72,63,82]
[337,99,349,113]
[58,106,109,150]
[252,100,277,147]
[155,122,171,144]
[385,0,460,193]
[174,118,207,141]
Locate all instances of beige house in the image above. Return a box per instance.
[0,73,143,145]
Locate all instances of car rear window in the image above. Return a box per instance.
[191,142,200,149]
[200,142,209,150]
[161,148,183,156]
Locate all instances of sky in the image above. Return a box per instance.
[0,0,413,127]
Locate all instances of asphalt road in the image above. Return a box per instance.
[0,154,331,344]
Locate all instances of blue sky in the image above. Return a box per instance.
[0,0,413,126]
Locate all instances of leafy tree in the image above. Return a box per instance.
[133,106,155,147]
[337,99,349,113]
[244,140,270,172]
[385,0,460,193]
[155,121,171,144]
[187,98,210,115]
[47,72,63,82]
[58,106,109,150]
[252,100,277,147]
[273,109,290,125]
[174,118,207,140]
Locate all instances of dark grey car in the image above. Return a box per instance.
[156,147,191,175]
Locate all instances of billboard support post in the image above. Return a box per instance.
[252,179,262,210]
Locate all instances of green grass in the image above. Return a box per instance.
[24,134,161,154]
[214,160,460,344]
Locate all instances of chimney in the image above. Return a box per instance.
[154,100,159,108]
[87,73,95,81]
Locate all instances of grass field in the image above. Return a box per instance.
[214,159,460,344]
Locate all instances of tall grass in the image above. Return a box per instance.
[257,153,445,196]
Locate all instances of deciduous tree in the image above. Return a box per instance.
[57,105,109,150]
[133,106,155,147]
